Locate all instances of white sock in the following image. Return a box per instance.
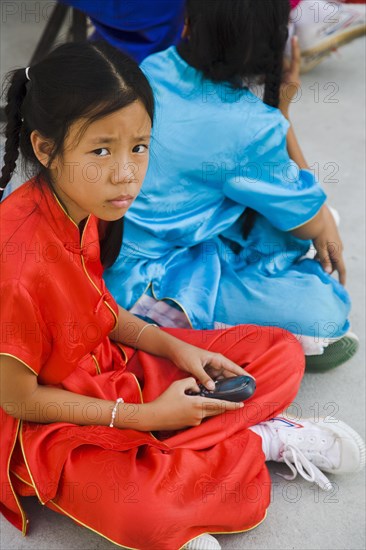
[249,423,278,461]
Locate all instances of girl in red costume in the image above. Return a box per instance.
[0,41,364,550]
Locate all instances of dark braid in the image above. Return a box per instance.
[263,28,286,109]
[0,69,29,199]
[241,12,288,240]
[242,63,282,239]
[242,54,284,238]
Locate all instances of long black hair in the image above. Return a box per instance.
[178,0,290,237]
[0,41,154,267]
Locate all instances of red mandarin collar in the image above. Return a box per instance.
[24,177,100,258]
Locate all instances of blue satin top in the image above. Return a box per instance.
[105,47,350,337]
[129,47,325,250]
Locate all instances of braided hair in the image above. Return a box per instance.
[0,69,29,194]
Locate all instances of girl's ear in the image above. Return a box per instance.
[30,130,55,168]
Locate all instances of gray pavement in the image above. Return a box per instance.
[0,2,365,549]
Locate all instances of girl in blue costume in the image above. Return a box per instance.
[104,0,357,370]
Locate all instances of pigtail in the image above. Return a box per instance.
[0,69,29,199]
[241,28,285,239]
[263,51,283,109]
[241,61,283,239]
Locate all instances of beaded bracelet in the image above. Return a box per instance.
[109,397,124,428]
[134,323,159,349]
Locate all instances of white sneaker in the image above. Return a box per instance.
[293,0,366,57]
[251,416,366,491]
[184,534,221,550]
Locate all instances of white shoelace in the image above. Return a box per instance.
[277,444,333,491]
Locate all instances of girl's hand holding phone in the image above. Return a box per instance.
[167,340,255,390]
[135,339,255,430]
[142,378,243,431]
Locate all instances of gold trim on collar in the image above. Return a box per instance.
[51,189,89,230]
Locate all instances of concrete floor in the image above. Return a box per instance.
[0,2,365,549]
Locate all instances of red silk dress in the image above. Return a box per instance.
[0,178,304,550]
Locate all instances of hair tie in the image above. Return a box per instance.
[25,67,31,81]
